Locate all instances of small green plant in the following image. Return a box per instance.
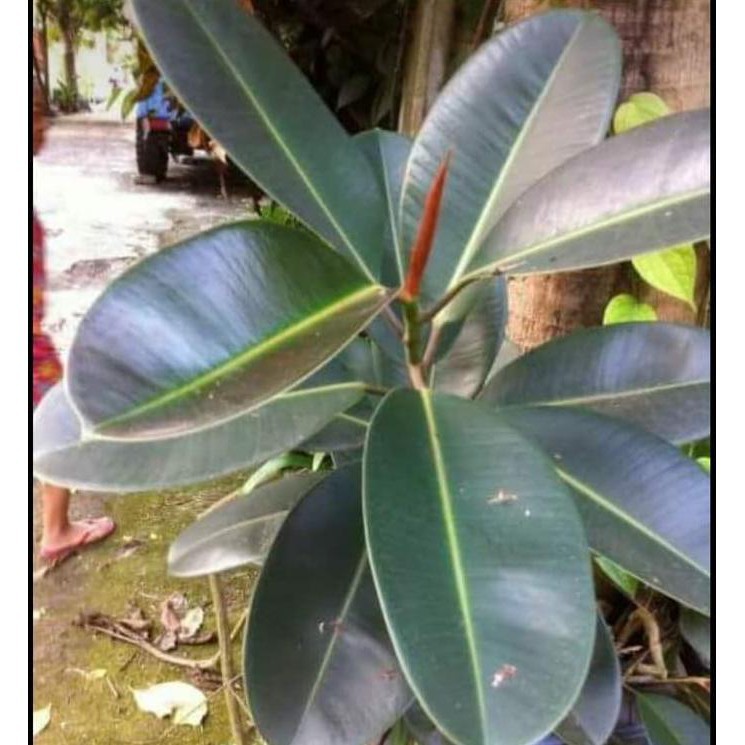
[51,78,81,112]
[604,92,702,324]
[34,5,710,745]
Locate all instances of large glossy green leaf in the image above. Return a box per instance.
[404,619,619,745]
[554,616,621,745]
[167,472,325,577]
[481,323,710,444]
[132,0,385,279]
[499,407,710,614]
[400,10,621,302]
[66,221,389,440]
[472,110,710,277]
[355,130,412,286]
[245,466,411,745]
[679,610,710,668]
[431,277,507,398]
[33,382,363,492]
[364,390,595,745]
[636,694,709,745]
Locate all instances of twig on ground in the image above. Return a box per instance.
[75,612,219,671]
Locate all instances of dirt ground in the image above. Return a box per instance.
[33,115,263,744]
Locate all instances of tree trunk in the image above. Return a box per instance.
[503,0,710,349]
[40,11,51,108]
[397,0,455,136]
[57,0,79,110]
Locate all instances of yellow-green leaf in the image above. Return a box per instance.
[632,244,697,308]
[613,92,670,134]
[697,457,710,474]
[603,294,657,325]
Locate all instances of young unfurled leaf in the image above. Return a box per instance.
[603,294,658,325]
[401,152,451,302]
[614,92,670,134]
[132,682,207,727]
[632,245,697,309]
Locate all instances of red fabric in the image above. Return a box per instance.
[33,211,62,407]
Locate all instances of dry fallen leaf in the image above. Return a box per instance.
[33,704,51,736]
[132,682,208,727]
[179,607,204,640]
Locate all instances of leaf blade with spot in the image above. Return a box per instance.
[245,466,411,745]
[364,391,595,745]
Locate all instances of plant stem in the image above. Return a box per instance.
[209,574,249,745]
[419,273,489,323]
[382,306,404,337]
[421,323,443,373]
[402,300,426,389]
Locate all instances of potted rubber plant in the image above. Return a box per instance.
[33,3,710,744]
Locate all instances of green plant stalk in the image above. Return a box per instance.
[402,300,426,389]
[209,574,249,745]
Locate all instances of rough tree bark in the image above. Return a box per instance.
[502,0,710,349]
[397,0,455,136]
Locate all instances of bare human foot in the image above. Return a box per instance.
[40,517,116,565]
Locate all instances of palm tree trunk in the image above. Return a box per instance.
[503,0,710,349]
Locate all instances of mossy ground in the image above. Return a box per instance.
[33,475,263,744]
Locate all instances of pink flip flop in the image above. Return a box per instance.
[39,517,116,565]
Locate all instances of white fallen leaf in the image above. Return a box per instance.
[33,704,51,736]
[33,607,47,622]
[132,682,207,727]
[179,607,204,639]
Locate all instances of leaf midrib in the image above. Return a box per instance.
[473,189,709,276]
[171,1,376,281]
[291,552,368,744]
[497,378,709,408]
[446,17,588,290]
[91,287,382,432]
[44,384,363,455]
[557,467,709,578]
[171,508,290,573]
[420,390,487,742]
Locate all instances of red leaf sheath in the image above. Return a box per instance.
[401,151,451,302]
